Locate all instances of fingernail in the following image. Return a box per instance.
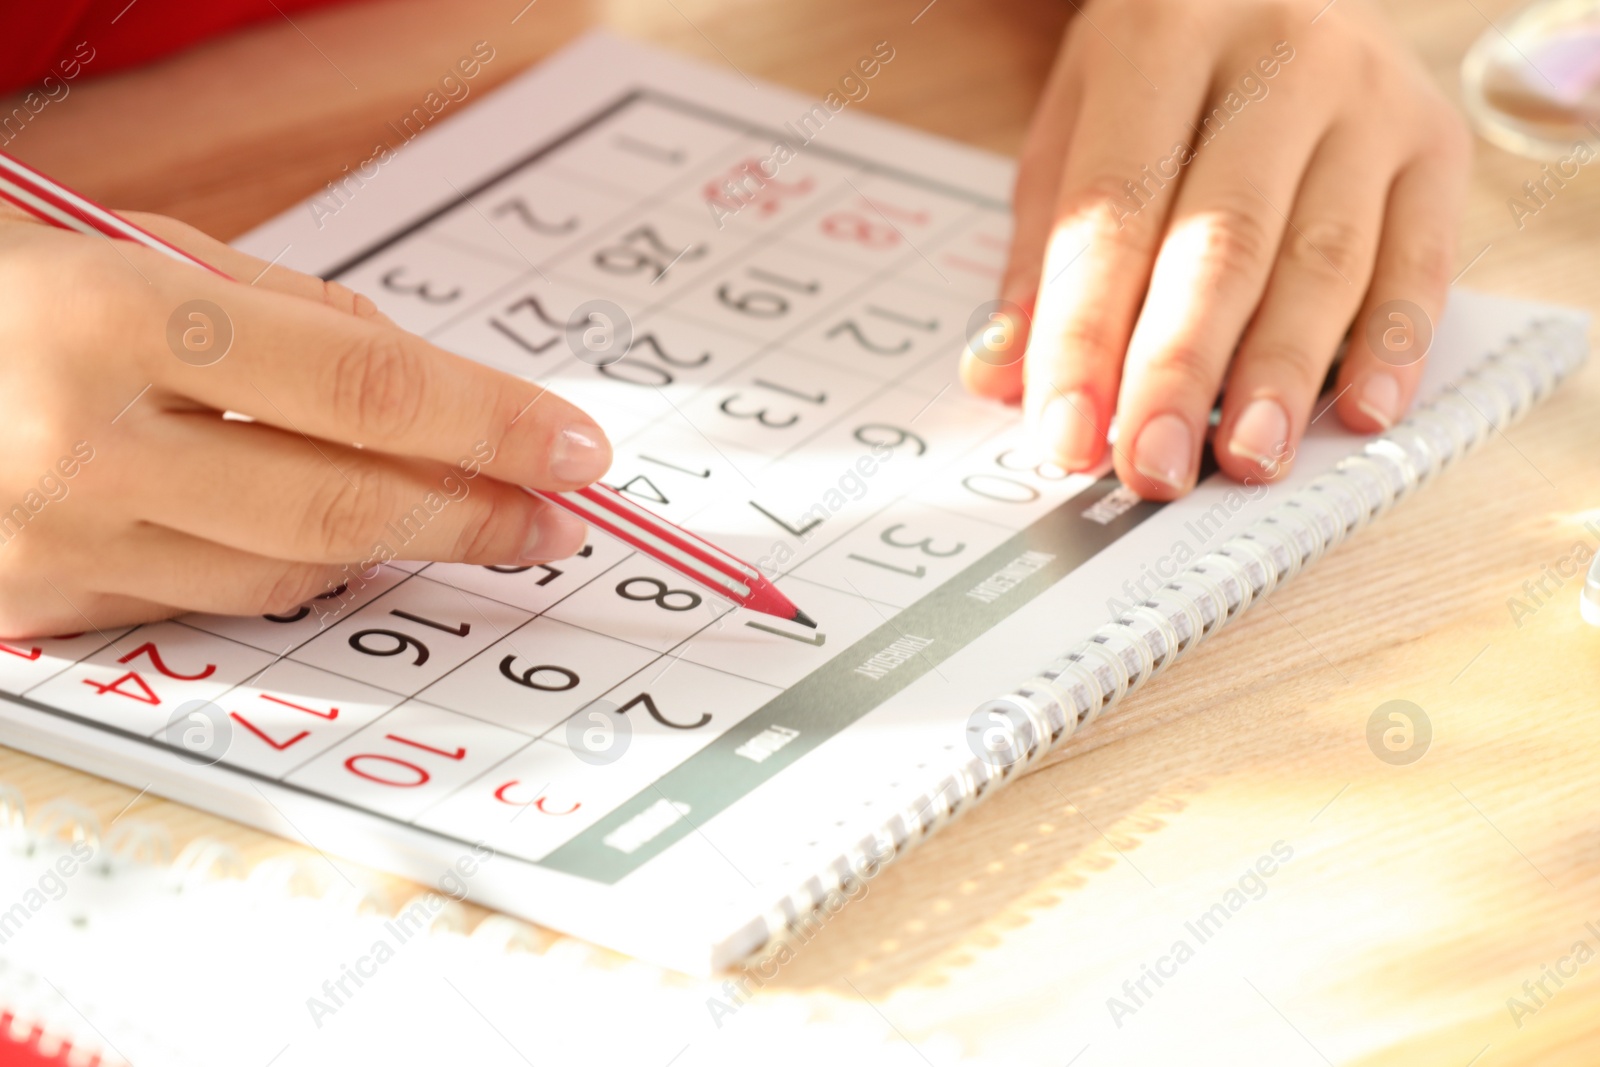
[519,507,588,564]
[1039,390,1099,469]
[549,423,611,484]
[1132,413,1193,491]
[1355,372,1400,430]
[1226,397,1289,477]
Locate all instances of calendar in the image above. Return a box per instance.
[0,32,1583,973]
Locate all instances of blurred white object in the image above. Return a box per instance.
[1461,0,1600,159]
[0,791,981,1067]
[1582,552,1600,624]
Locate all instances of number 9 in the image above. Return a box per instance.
[499,656,579,691]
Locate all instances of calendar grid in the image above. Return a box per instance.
[355,82,1020,698]
[317,88,1006,283]
[195,545,656,775]
[1,88,1102,877]
[178,574,427,688]
[403,126,762,346]
[403,158,965,474]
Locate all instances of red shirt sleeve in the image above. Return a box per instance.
[0,0,355,97]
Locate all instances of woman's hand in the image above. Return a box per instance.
[963,0,1469,496]
[0,208,608,637]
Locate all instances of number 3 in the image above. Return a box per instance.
[718,393,798,429]
[380,266,461,304]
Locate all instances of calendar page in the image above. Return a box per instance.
[0,32,1576,973]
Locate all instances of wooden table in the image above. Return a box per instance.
[5,0,1599,1062]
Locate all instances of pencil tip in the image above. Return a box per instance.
[792,609,817,629]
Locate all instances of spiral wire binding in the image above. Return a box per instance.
[742,316,1589,968]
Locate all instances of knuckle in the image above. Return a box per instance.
[1387,236,1455,293]
[451,492,524,565]
[1183,199,1275,289]
[302,466,392,555]
[1147,342,1221,398]
[1053,317,1127,374]
[8,237,130,321]
[1070,173,1155,229]
[1284,218,1371,284]
[251,566,325,616]
[329,331,428,441]
[0,238,165,379]
[1235,340,1327,392]
[483,380,541,461]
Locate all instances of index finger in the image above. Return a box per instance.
[1022,42,1214,474]
[130,252,612,491]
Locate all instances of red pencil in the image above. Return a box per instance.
[0,150,815,629]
